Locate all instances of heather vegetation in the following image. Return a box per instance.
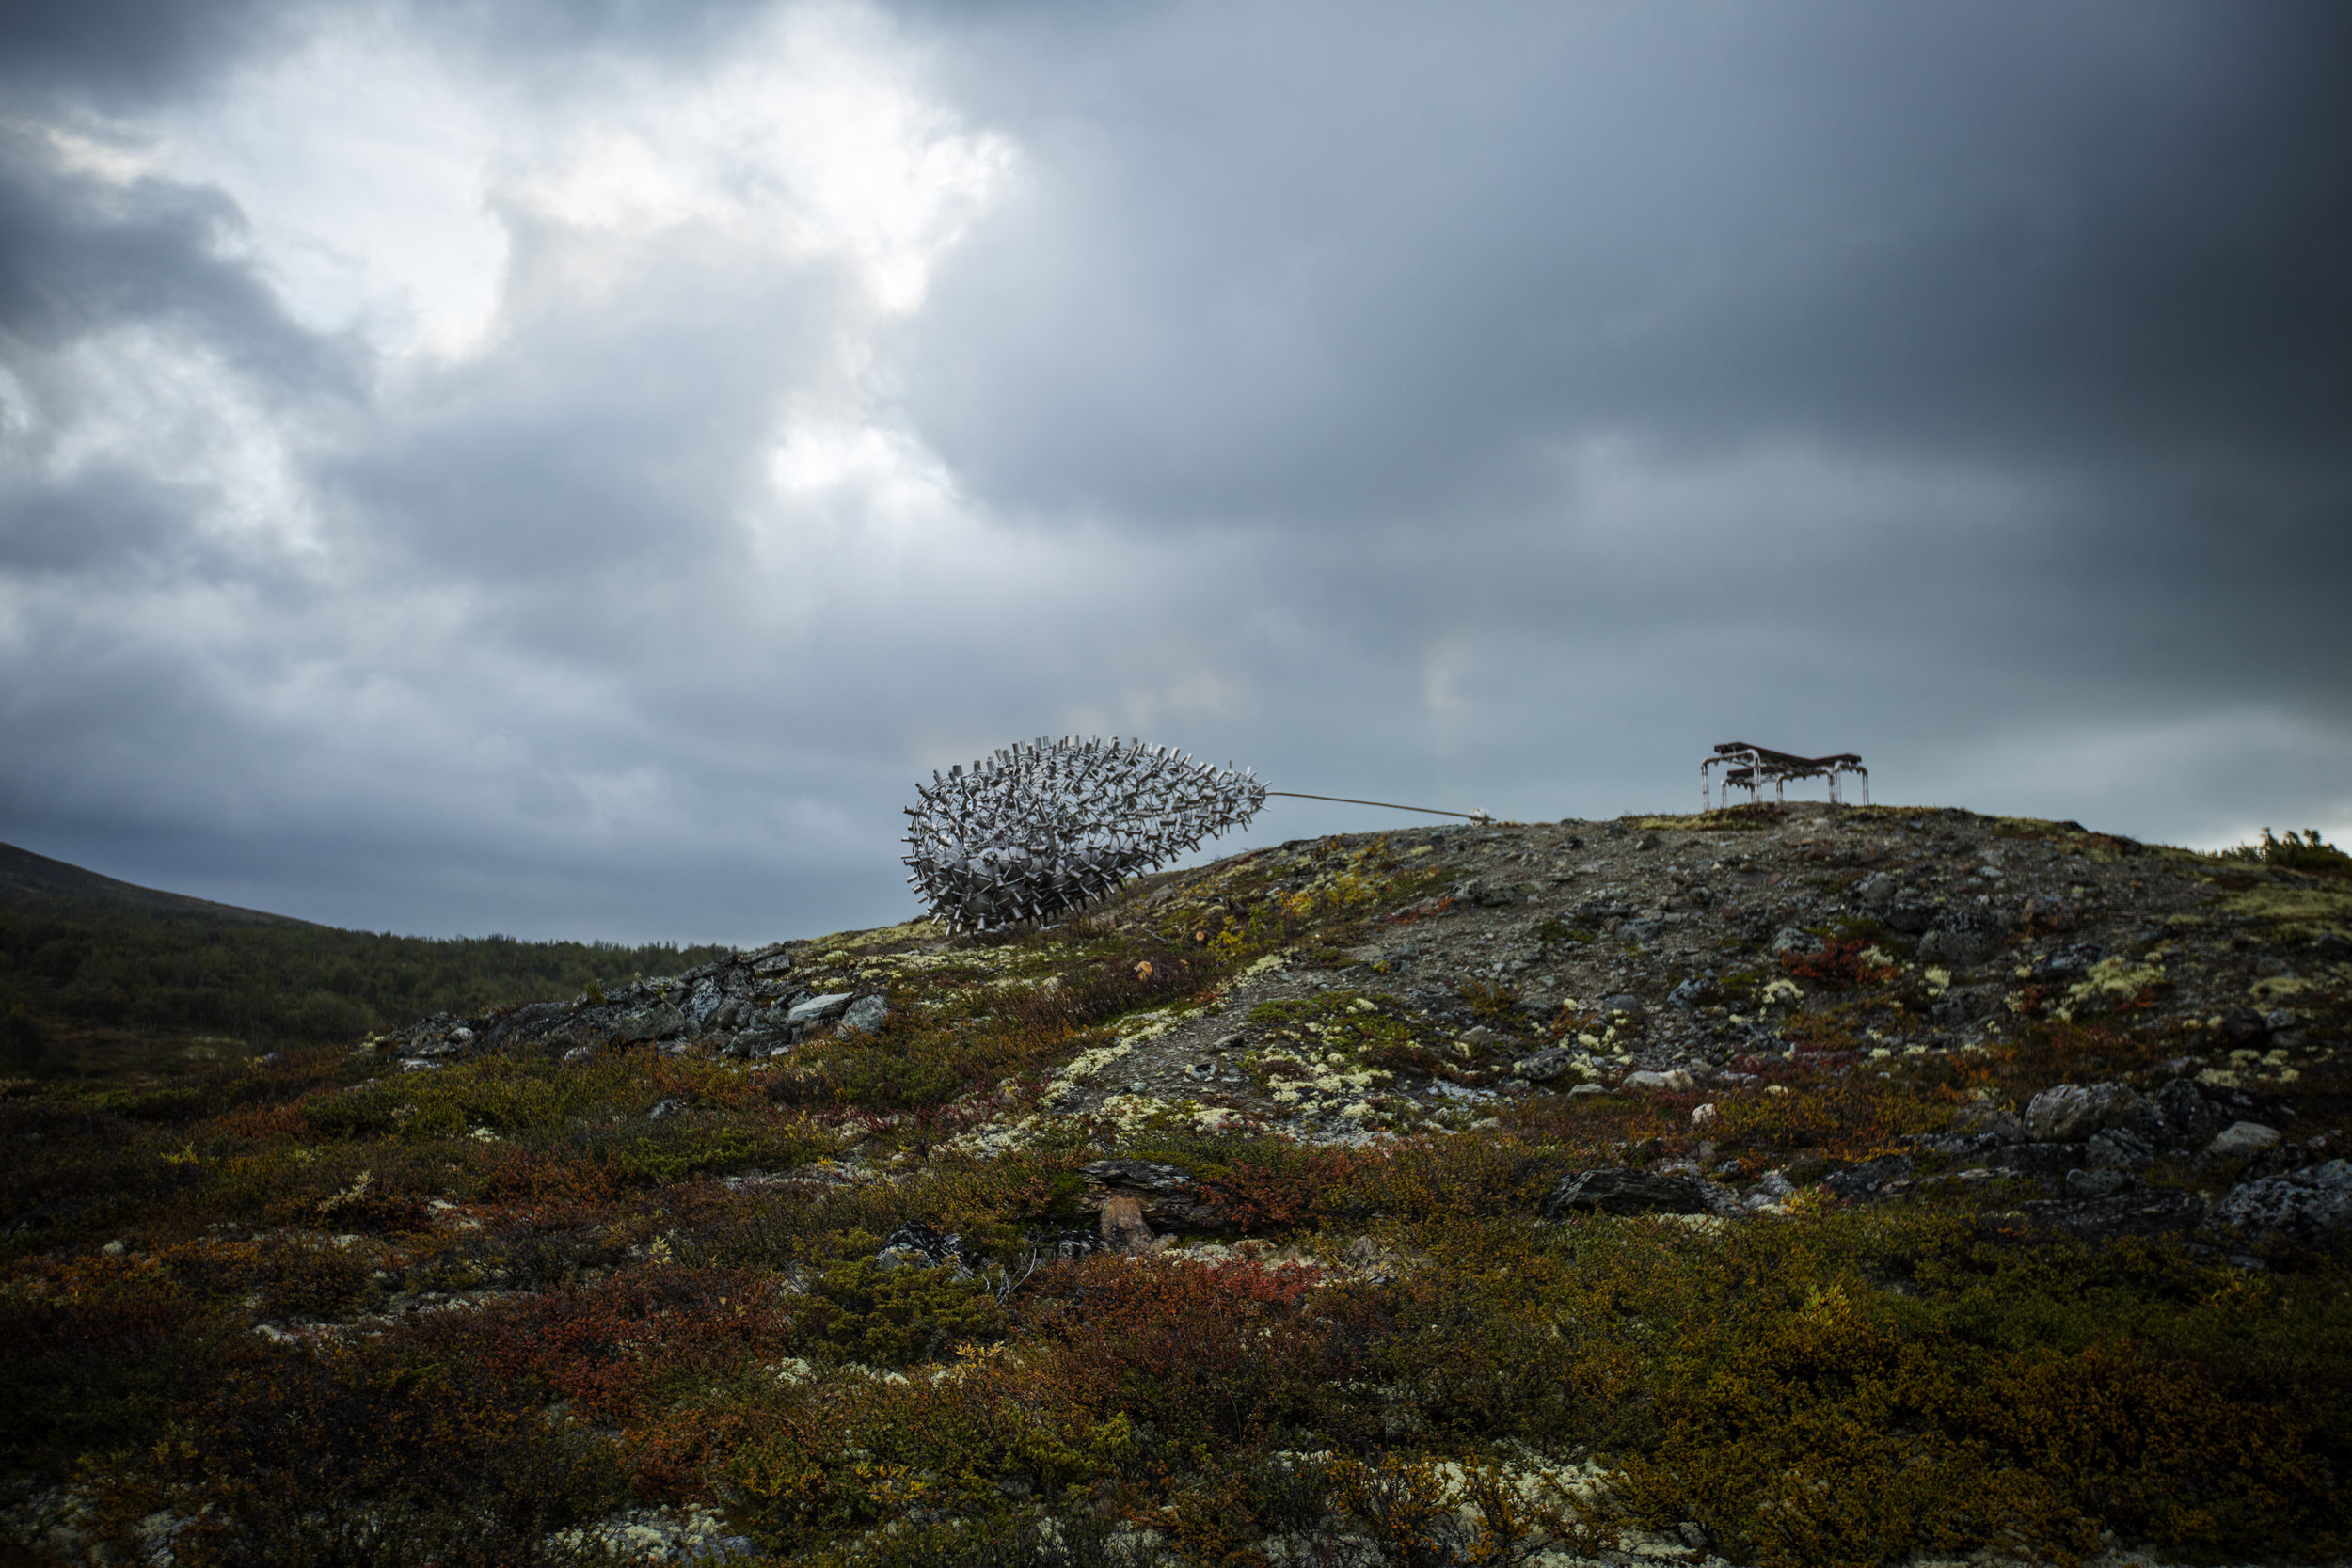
[3,815,2348,1565]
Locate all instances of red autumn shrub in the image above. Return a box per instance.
[1780,938,1880,990]
[1025,1257,1346,1447]
[439,1266,796,1430]
[1196,1148,1371,1233]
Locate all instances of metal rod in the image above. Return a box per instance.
[1264,790,1490,822]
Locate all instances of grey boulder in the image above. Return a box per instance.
[1918,911,2004,967]
[2204,1121,2282,1161]
[2214,1160,2352,1239]
[1667,974,1715,1009]
[607,1004,686,1046]
[785,992,855,1028]
[1081,1159,1208,1229]
[1511,1047,1582,1085]
[2024,1081,2147,1143]
[1822,1154,1915,1199]
[1882,895,1941,934]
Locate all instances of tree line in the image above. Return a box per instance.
[0,896,733,1069]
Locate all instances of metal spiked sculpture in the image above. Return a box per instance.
[904,736,1492,931]
[904,737,1268,931]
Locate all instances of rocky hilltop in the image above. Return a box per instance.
[378,804,2347,1250]
[6,803,2349,1568]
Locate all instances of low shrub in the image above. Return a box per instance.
[106,1335,628,1567]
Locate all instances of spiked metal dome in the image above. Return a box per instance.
[903,736,1269,931]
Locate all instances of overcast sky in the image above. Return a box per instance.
[2,0,2347,944]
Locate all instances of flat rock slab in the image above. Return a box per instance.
[2019,1183,2209,1241]
[1541,1167,1713,1219]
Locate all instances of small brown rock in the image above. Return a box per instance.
[1099,1196,1152,1251]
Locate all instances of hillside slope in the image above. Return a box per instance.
[4,803,2347,1568]
[0,842,301,924]
[0,846,735,1068]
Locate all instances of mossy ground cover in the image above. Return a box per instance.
[3,819,2348,1565]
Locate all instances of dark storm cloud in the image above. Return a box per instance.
[893,1,2352,520]
[0,0,291,107]
[0,0,772,107]
[1,0,2347,944]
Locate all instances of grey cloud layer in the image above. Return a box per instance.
[0,0,2346,943]
[901,1,2352,515]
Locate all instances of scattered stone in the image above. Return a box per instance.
[1745,1170,1797,1209]
[785,992,855,1028]
[836,995,890,1036]
[2029,943,2106,985]
[2064,1168,2131,1199]
[2214,1160,2352,1239]
[1822,1154,1914,1200]
[2024,1081,2147,1143]
[1930,988,1995,1026]
[2020,896,2079,933]
[1988,1142,2085,1179]
[1917,911,2005,967]
[1540,1168,1713,1219]
[1099,1196,1153,1251]
[2023,1184,2209,1241]
[1040,1228,1109,1261]
[685,978,726,1028]
[1511,1047,1581,1085]
[2218,1006,2268,1045]
[874,1221,965,1273]
[1950,1102,2024,1142]
[608,1004,686,1046]
[1623,1069,1694,1093]
[720,1029,776,1059]
[1882,895,1941,934]
[1667,974,1715,1009]
[1454,879,1525,908]
[2204,1121,2283,1161]
[1082,1159,1208,1229]
[1601,992,1642,1016]
[2137,1078,2243,1150]
[2084,1127,2154,1171]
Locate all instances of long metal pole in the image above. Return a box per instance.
[1263,790,1490,822]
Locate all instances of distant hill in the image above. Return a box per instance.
[0,842,308,925]
[0,843,735,1066]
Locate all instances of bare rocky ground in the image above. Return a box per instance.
[11,803,2348,1567]
[388,803,2344,1224]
